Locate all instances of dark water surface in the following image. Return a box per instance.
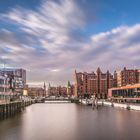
[0,104,140,140]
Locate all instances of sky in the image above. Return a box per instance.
[0,0,140,86]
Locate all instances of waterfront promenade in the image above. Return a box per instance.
[79,98,140,111]
[98,101,140,111]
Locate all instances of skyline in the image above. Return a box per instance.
[0,0,140,86]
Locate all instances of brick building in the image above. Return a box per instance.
[48,84,67,96]
[114,67,140,87]
[27,87,46,98]
[74,68,113,98]
[48,82,74,97]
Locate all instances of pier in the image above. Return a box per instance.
[0,100,33,120]
[79,98,140,111]
[95,100,140,111]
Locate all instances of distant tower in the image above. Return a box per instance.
[106,70,110,99]
[48,83,51,95]
[96,67,101,96]
[43,82,46,96]
[67,81,71,96]
[74,70,78,97]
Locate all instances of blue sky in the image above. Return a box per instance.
[1,0,140,34]
[0,0,140,86]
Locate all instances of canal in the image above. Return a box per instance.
[0,104,140,140]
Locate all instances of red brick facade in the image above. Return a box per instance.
[48,82,75,97]
[114,67,140,87]
[48,85,67,96]
[74,68,113,98]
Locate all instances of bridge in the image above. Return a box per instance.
[34,97,79,104]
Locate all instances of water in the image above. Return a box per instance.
[0,104,140,140]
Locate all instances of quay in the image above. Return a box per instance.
[0,100,33,120]
[98,101,140,111]
[79,98,140,111]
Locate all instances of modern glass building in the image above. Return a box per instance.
[0,72,11,101]
[108,84,140,102]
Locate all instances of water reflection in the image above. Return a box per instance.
[0,104,140,140]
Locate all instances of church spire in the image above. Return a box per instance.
[67,80,71,88]
[43,82,46,90]
[48,83,51,88]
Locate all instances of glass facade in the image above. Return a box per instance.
[112,88,140,98]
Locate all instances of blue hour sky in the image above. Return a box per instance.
[0,0,140,86]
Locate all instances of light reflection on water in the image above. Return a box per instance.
[0,104,140,140]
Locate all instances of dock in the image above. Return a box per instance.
[97,101,140,111]
[0,100,33,120]
[79,98,140,111]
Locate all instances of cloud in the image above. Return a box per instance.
[1,0,86,53]
[83,24,140,71]
[0,0,140,86]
